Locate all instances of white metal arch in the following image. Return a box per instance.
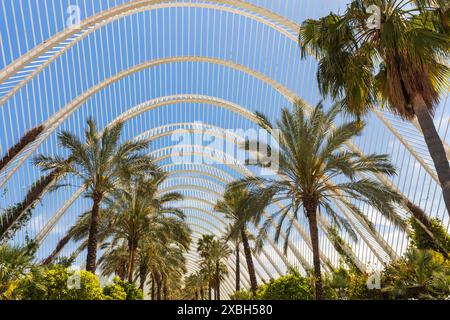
[0,0,443,181]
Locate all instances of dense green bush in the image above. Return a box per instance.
[382,249,450,300]
[229,289,253,300]
[18,265,104,300]
[409,217,450,258]
[104,277,144,300]
[325,266,382,300]
[103,278,127,300]
[256,272,314,300]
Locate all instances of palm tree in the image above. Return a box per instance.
[41,205,116,265]
[235,100,404,299]
[215,186,260,296]
[224,224,241,293]
[183,271,209,300]
[98,243,129,281]
[33,118,157,273]
[210,239,232,300]
[102,174,185,282]
[197,235,215,300]
[138,218,191,297]
[299,0,450,216]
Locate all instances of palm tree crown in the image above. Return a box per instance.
[33,118,158,272]
[235,100,404,299]
[299,0,450,215]
[215,186,261,296]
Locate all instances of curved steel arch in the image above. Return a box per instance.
[160,184,313,272]
[0,0,298,86]
[0,0,443,180]
[161,169,366,271]
[174,205,269,282]
[1,53,432,216]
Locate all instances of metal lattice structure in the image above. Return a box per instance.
[0,0,449,298]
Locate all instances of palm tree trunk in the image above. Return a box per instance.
[0,125,44,172]
[86,192,102,273]
[163,278,168,300]
[119,261,127,281]
[235,243,240,292]
[405,199,431,228]
[241,228,258,296]
[413,94,450,217]
[151,273,155,300]
[200,288,204,300]
[156,277,162,300]
[208,278,212,300]
[139,263,147,291]
[0,170,59,241]
[306,203,324,300]
[215,261,220,300]
[127,240,136,283]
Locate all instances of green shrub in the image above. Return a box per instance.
[105,277,143,300]
[103,280,127,300]
[230,290,253,300]
[256,272,314,300]
[382,249,450,300]
[19,266,104,300]
[325,266,382,300]
[410,217,450,258]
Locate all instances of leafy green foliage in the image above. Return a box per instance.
[230,290,254,300]
[382,249,450,300]
[103,277,127,300]
[18,266,104,300]
[256,272,314,300]
[0,242,38,300]
[325,266,381,300]
[109,277,144,300]
[409,217,450,258]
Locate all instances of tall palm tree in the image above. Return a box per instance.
[98,243,130,281]
[235,100,404,299]
[299,0,450,216]
[102,174,185,282]
[41,203,116,266]
[137,218,191,295]
[33,118,157,273]
[197,235,215,300]
[183,271,209,300]
[223,224,241,293]
[215,187,261,296]
[209,239,232,300]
